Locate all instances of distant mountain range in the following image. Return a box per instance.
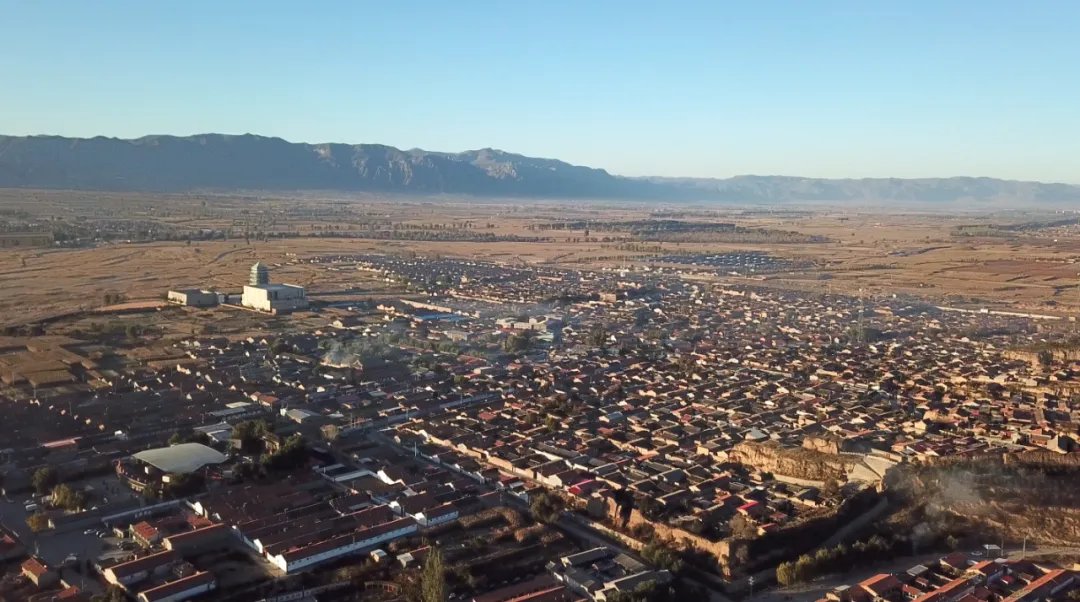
[1,133,1078,205]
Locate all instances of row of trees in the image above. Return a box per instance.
[308,230,545,243]
[776,534,905,586]
[233,419,272,454]
[612,538,703,602]
[168,427,214,447]
[641,541,684,574]
[101,292,127,305]
[420,547,446,602]
[503,330,535,353]
[262,434,309,471]
[32,467,59,495]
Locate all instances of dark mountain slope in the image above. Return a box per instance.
[1,134,1077,204]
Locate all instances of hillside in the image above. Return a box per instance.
[2,133,1079,204]
[886,454,1080,546]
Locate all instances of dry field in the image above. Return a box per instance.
[2,189,1079,325]
[0,237,637,326]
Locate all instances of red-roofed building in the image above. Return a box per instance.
[736,500,768,519]
[268,517,417,573]
[131,521,162,548]
[104,551,177,587]
[965,560,1006,584]
[859,574,902,600]
[22,556,59,588]
[31,585,92,602]
[1002,568,1075,602]
[163,524,230,555]
[136,571,216,602]
[471,575,572,602]
[414,502,460,527]
[940,553,970,575]
[53,586,90,601]
[0,530,26,562]
[912,576,977,602]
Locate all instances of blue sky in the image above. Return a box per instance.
[2,1,1078,181]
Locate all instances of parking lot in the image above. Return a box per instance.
[0,497,107,565]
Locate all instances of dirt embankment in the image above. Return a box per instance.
[730,441,855,482]
[1005,346,1080,367]
[921,449,1080,470]
[888,455,1080,546]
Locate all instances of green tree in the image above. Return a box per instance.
[169,428,192,446]
[776,561,797,586]
[793,555,812,582]
[588,324,609,348]
[261,434,309,472]
[530,490,565,524]
[26,512,50,533]
[51,484,88,511]
[421,546,446,602]
[729,514,758,540]
[233,419,270,453]
[504,331,534,353]
[270,338,291,355]
[636,495,660,519]
[820,478,840,499]
[544,415,559,432]
[641,541,684,574]
[32,467,59,495]
[169,428,211,447]
[163,473,206,498]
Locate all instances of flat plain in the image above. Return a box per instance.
[1,188,1078,326]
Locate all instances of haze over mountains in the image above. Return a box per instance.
[1,133,1078,205]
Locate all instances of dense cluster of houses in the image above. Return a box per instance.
[2,254,1079,600]
[822,552,1077,602]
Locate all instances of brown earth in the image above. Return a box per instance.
[3,189,1080,325]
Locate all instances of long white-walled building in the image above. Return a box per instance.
[241,283,308,314]
[269,517,418,573]
[136,571,216,602]
[167,289,219,308]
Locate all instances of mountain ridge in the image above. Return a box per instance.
[1,133,1078,204]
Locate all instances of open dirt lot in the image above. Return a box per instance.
[2,189,1080,325]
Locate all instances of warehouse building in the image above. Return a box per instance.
[117,443,227,493]
[240,262,308,313]
[166,289,219,308]
[242,283,308,313]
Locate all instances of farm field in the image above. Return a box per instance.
[2,188,1079,326]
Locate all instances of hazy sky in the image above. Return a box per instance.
[3,1,1079,182]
